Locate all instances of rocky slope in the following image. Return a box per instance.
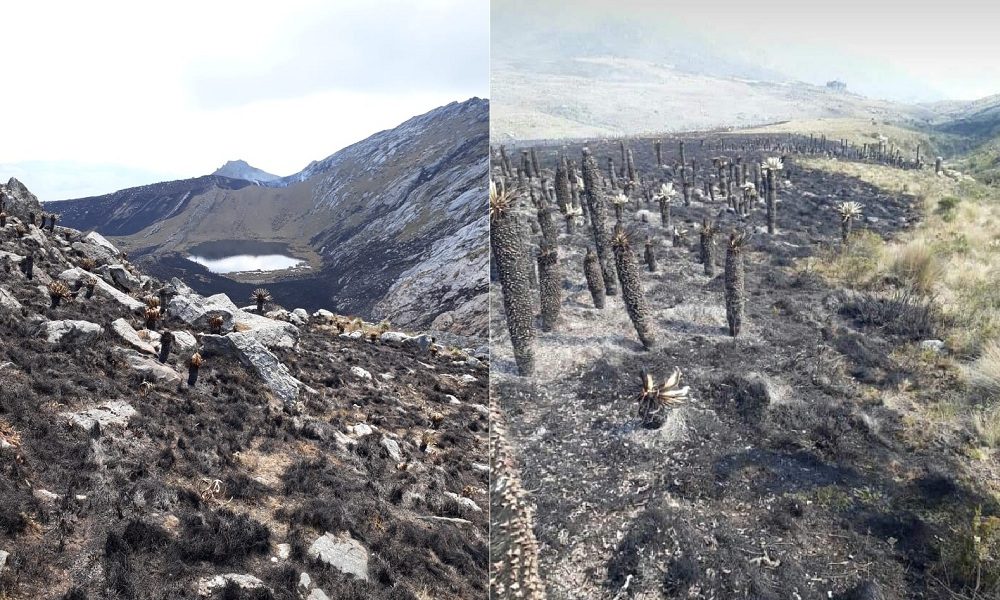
[50,98,489,338]
[0,181,489,599]
[212,160,281,185]
[491,59,934,143]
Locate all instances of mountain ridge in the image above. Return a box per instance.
[50,98,489,337]
[211,159,280,184]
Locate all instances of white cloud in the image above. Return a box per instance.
[495,0,1000,102]
[0,0,488,200]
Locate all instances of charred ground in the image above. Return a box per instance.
[0,190,488,599]
[491,134,998,599]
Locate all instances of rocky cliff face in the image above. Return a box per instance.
[1,177,44,221]
[0,181,489,599]
[211,159,280,184]
[51,98,489,338]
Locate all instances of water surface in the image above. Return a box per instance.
[185,240,305,274]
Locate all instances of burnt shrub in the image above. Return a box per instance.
[62,588,89,600]
[215,581,275,600]
[224,473,271,502]
[121,519,171,552]
[177,508,271,565]
[282,457,356,495]
[838,289,939,340]
[103,532,136,599]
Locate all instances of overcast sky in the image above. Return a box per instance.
[3,0,488,201]
[495,0,1000,104]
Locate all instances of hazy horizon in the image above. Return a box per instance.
[493,0,1000,104]
[2,0,489,201]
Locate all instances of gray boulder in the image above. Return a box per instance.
[2,177,43,220]
[60,267,145,311]
[97,264,142,292]
[379,331,412,346]
[169,292,298,349]
[111,318,156,354]
[84,231,121,255]
[0,287,22,312]
[196,574,268,597]
[62,400,136,431]
[203,332,306,408]
[380,437,402,461]
[118,349,181,384]
[41,319,102,344]
[308,532,369,581]
[172,330,197,351]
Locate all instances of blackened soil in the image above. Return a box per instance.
[0,229,488,599]
[492,134,995,599]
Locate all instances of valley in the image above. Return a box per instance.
[51,98,490,339]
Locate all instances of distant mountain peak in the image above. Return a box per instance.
[212,160,280,183]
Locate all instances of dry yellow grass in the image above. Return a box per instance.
[968,342,1000,400]
[744,118,931,155]
[974,405,1000,447]
[803,157,1000,355]
[885,241,943,294]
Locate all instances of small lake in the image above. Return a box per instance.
[186,240,305,274]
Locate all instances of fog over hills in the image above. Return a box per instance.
[490,1,1000,142]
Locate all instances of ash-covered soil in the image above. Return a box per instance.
[491,136,996,599]
[0,186,488,598]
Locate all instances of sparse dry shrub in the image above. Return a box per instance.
[973,404,1000,447]
[936,506,1000,597]
[48,281,72,307]
[813,229,885,287]
[887,241,943,294]
[968,342,1000,400]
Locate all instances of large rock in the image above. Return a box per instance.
[307,532,369,581]
[19,226,49,252]
[169,292,298,349]
[0,287,22,312]
[379,331,412,346]
[169,277,196,297]
[111,318,156,354]
[2,177,43,221]
[97,264,142,292]
[195,573,268,597]
[41,319,102,344]
[202,332,306,408]
[60,267,145,311]
[118,349,181,384]
[71,232,123,266]
[84,231,121,256]
[172,330,197,351]
[62,401,136,430]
